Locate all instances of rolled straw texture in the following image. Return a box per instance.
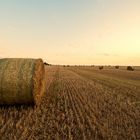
[0,58,45,105]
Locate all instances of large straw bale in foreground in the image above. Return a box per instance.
[0,58,45,105]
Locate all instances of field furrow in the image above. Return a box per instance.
[0,66,140,140]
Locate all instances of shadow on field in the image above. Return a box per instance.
[0,103,35,110]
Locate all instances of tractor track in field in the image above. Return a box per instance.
[0,66,140,140]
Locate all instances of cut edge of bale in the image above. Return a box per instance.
[32,59,46,105]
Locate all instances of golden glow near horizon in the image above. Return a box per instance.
[0,1,140,65]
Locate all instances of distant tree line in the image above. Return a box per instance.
[44,62,51,66]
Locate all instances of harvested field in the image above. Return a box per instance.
[0,66,140,140]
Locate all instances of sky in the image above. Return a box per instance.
[0,0,140,65]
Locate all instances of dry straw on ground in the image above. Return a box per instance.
[0,58,45,105]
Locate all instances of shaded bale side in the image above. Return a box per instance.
[0,58,45,105]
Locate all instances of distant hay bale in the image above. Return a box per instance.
[127,66,134,71]
[99,66,103,70]
[115,66,119,69]
[0,58,45,105]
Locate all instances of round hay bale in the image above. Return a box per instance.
[127,66,134,71]
[115,66,119,69]
[99,66,103,70]
[0,58,45,105]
